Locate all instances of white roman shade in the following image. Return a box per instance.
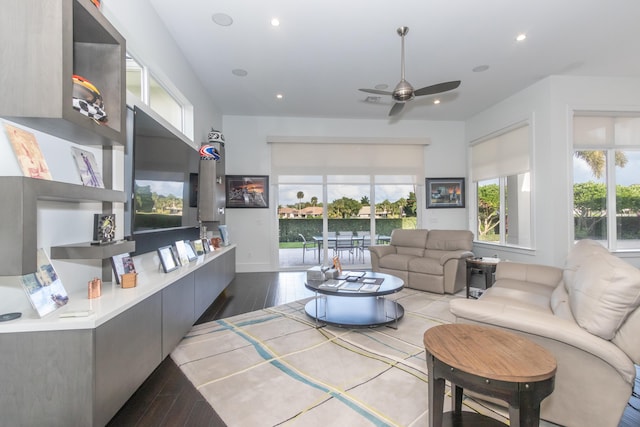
[269,137,426,182]
[471,124,530,182]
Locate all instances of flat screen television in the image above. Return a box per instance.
[125,105,200,254]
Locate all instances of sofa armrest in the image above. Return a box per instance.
[368,245,396,270]
[449,298,636,384]
[439,250,474,266]
[495,261,563,289]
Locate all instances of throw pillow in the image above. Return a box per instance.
[569,253,640,340]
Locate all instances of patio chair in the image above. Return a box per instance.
[334,232,355,263]
[299,234,317,263]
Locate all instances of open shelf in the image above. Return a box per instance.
[0,0,126,146]
[0,177,127,276]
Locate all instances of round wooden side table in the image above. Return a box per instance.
[423,324,556,427]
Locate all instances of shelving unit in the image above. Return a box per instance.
[0,0,129,276]
[0,0,126,146]
[0,177,129,275]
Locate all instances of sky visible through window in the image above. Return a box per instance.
[574,151,640,185]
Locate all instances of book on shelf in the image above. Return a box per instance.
[20,249,69,318]
[71,146,104,188]
[4,122,52,180]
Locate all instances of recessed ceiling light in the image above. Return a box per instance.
[276,93,284,99]
[472,65,490,73]
[271,18,280,27]
[232,69,248,77]
[516,33,527,42]
[433,99,441,105]
[212,13,233,26]
[374,84,389,90]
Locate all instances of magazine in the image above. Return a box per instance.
[71,146,104,188]
[4,122,52,180]
[20,249,69,317]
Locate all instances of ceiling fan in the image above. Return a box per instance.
[359,27,461,117]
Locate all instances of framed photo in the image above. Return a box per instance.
[111,252,136,284]
[202,238,212,253]
[184,240,198,261]
[426,177,465,209]
[192,239,204,256]
[225,175,269,208]
[157,245,179,273]
[174,240,190,266]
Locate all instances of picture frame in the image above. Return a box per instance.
[202,238,212,253]
[192,239,204,256]
[225,175,269,208]
[426,177,465,209]
[111,252,136,284]
[174,240,190,266]
[184,240,198,261]
[157,245,179,273]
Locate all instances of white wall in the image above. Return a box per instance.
[466,75,640,267]
[222,115,466,272]
[102,0,223,144]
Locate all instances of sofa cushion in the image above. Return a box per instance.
[479,286,552,312]
[378,254,419,271]
[390,229,428,249]
[425,229,473,251]
[408,257,443,275]
[569,253,640,340]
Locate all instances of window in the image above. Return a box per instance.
[471,124,532,248]
[125,52,191,139]
[271,140,425,268]
[573,114,640,250]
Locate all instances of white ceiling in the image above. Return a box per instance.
[148,0,640,121]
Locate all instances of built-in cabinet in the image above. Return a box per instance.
[0,246,236,427]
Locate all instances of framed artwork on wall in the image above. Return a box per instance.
[225,175,269,208]
[426,177,465,208]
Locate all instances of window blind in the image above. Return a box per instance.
[270,141,425,182]
[471,124,530,182]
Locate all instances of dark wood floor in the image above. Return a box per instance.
[107,272,312,427]
[107,271,640,427]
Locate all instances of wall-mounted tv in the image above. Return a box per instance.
[125,104,200,254]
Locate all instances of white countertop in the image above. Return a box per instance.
[0,245,236,333]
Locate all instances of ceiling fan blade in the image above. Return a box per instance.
[389,102,405,116]
[414,80,461,97]
[359,88,393,96]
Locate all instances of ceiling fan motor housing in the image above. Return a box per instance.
[392,80,415,102]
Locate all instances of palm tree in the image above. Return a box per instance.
[575,150,627,179]
[310,196,318,206]
[296,191,304,210]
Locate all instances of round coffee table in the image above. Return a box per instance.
[304,272,404,328]
[423,324,556,427]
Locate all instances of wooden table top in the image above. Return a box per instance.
[423,324,556,383]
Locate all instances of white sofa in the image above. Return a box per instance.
[369,229,474,294]
[449,239,640,427]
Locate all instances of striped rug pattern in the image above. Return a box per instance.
[171,289,520,426]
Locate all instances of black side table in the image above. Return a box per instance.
[465,258,498,298]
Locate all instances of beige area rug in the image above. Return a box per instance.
[171,289,529,426]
